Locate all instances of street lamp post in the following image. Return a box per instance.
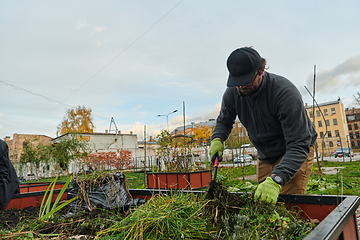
[158,110,178,132]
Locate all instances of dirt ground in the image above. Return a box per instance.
[0,205,126,239]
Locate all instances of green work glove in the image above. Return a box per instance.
[254,177,281,204]
[209,139,223,164]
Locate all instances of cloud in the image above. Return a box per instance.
[305,55,360,94]
[96,39,106,47]
[74,20,105,34]
[122,103,222,140]
[75,20,89,29]
[133,104,143,110]
[94,27,105,32]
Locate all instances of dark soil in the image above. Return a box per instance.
[0,205,127,239]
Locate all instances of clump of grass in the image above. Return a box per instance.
[96,192,214,239]
[205,180,316,239]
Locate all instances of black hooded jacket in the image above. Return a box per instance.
[212,72,317,184]
[0,139,20,209]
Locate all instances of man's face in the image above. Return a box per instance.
[236,69,264,96]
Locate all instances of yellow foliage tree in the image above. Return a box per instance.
[192,125,214,146]
[56,106,95,136]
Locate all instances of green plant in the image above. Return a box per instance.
[155,130,197,172]
[96,192,213,239]
[39,175,78,220]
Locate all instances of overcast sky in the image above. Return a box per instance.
[1,0,360,141]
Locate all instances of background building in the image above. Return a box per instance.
[4,133,52,162]
[345,107,360,149]
[305,98,350,155]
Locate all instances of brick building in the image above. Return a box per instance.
[345,107,360,149]
[305,98,350,155]
[4,133,52,162]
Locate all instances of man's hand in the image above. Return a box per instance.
[254,177,281,204]
[209,139,223,164]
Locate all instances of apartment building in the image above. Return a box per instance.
[305,98,349,155]
[345,108,360,149]
[4,133,52,162]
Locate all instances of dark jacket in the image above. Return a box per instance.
[0,139,20,209]
[212,72,317,184]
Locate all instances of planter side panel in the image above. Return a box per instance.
[177,173,189,189]
[147,174,157,188]
[202,171,212,187]
[19,183,66,193]
[286,203,336,222]
[157,174,168,189]
[6,192,68,209]
[190,172,202,189]
[342,216,357,240]
[166,174,179,189]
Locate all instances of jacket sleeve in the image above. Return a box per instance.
[211,88,237,142]
[272,83,317,184]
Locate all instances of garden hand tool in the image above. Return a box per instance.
[212,152,222,181]
[254,177,281,204]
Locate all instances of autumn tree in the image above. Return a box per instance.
[224,122,251,149]
[156,130,194,172]
[85,150,133,171]
[56,106,95,136]
[192,125,214,146]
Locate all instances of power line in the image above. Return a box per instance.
[0,80,73,108]
[60,0,184,103]
[0,80,109,121]
[2,1,184,133]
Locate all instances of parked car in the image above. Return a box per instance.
[233,155,253,163]
[314,152,322,159]
[334,147,354,158]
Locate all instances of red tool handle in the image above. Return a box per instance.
[214,156,219,168]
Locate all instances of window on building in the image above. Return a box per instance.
[356,132,360,139]
[351,142,355,147]
[333,119,338,125]
[325,120,330,126]
[348,115,355,121]
[335,130,340,136]
[324,109,328,116]
[355,124,359,130]
[331,108,336,114]
[358,141,360,147]
[319,132,324,138]
[329,141,334,147]
[350,133,354,139]
[318,121,322,127]
[348,125,352,130]
[316,111,320,117]
[322,142,326,148]
[327,131,332,137]
[309,111,313,118]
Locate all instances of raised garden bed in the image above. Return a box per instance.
[130,189,360,240]
[2,184,359,239]
[146,169,212,189]
[19,182,67,193]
